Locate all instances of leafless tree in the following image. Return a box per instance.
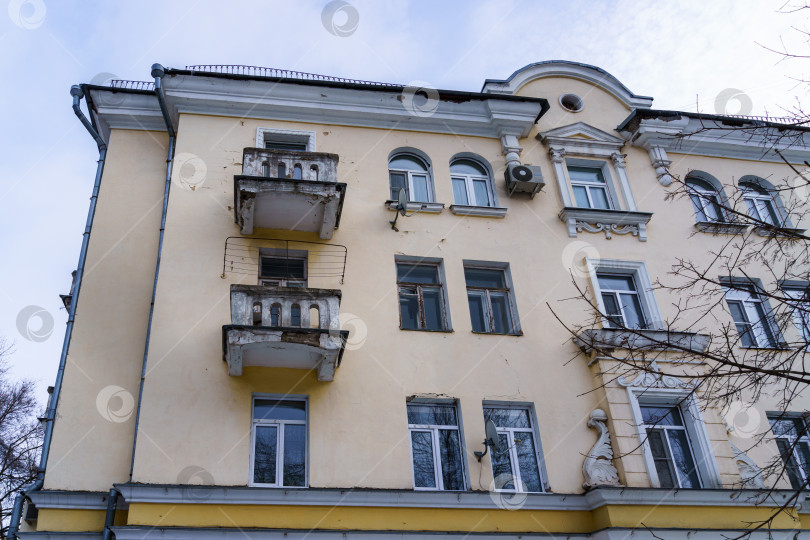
[0,339,42,539]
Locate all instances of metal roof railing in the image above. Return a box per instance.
[185,64,401,87]
[108,79,155,91]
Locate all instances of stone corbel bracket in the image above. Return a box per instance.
[619,116,689,186]
[583,409,622,490]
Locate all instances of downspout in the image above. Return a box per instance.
[7,85,108,539]
[129,64,176,480]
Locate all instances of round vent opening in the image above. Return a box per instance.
[559,93,584,112]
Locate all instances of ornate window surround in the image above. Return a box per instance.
[619,373,722,489]
[585,258,664,331]
[540,122,652,241]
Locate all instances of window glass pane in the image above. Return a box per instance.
[438,429,465,490]
[572,185,590,208]
[744,197,760,221]
[601,293,622,327]
[390,155,427,171]
[261,257,306,279]
[667,430,701,488]
[647,429,675,488]
[641,405,683,426]
[399,288,420,330]
[515,431,542,492]
[283,424,306,486]
[397,264,439,284]
[797,441,810,486]
[771,417,804,438]
[422,287,444,330]
[689,194,708,222]
[389,172,406,200]
[758,199,779,225]
[452,178,469,205]
[775,438,803,489]
[490,292,512,334]
[407,404,458,426]
[490,433,514,489]
[254,399,306,421]
[464,268,505,289]
[473,179,490,207]
[568,166,605,183]
[410,431,436,488]
[727,300,755,347]
[265,140,307,151]
[597,274,635,292]
[590,187,610,209]
[707,197,724,222]
[468,291,487,332]
[751,301,776,347]
[450,159,487,176]
[619,292,646,329]
[484,408,531,429]
[411,174,430,202]
[253,425,277,484]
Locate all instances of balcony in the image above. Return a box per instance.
[223,285,348,381]
[235,148,347,239]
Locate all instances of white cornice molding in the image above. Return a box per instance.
[539,122,626,158]
[621,114,810,164]
[481,61,654,109]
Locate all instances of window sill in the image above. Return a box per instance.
[753,225,807,239]
[385,200,444,213]
[449,205,507,218]
[472,330,523,337]
[574,328,710,354]
[739,345,790,351]
[399,327,454,333]
[558,207,653,242]
[694,221,748,235]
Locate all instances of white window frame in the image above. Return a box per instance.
[585,259,664,330]
[482,402,547,493]
[450,159,495,208]
[407,401,467,491]
[626,388,721,489]
[389,153,435,203]
[686,179,727,223]
[256,128,316,152]
[741,184,781,226]
[565,160,617,210]
[463,260,521,335]
[249,394,309,488]
[783,285,810,345]
[768,413,810,490]
[723,282,780,348]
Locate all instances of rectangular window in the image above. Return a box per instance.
[597,273,646,329]
[783,287,810,344]
[251,397,307,487]
[568,165,612,210]
[407,402,465,490]
[724,284,777,348]
[464,265,518,334]
[260,254,307,287]
[397,261,448,331]
[640,404,702,489]
[769,414,810,490]
[483,406,544,493]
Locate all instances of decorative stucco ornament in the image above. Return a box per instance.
[583,409,622,489]
[730,443,766,489]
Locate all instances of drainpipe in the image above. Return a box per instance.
[7,85,108,539]
[101,488,119,540]
[129,64,176,480]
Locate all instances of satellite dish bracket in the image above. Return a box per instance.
[475,419,500,462]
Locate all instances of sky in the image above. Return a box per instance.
[1,0,809,403]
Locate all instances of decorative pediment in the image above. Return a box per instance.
[539,122,626,157]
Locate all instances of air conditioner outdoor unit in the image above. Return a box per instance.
[505,164,545,198]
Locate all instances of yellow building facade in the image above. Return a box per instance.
[10,61,810,539]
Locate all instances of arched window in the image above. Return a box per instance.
[686,177,726,223]
[388,154,433,203]
[450,158,494,207]
[740,179,781,226]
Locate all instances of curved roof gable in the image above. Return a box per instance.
[481,60,653,109]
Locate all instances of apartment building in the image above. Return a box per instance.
[9,60,810,539]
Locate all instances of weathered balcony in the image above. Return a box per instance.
[235,148,346,239]
[223,285,348,381]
